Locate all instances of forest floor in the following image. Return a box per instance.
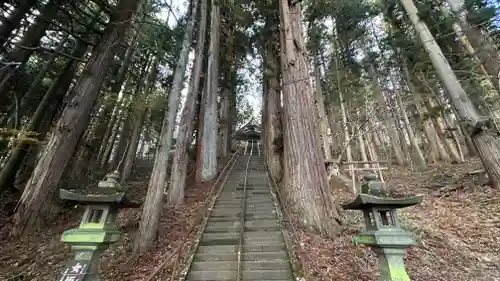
[1,157,499,281]
[0,155,233,281]
[292,157,500,281]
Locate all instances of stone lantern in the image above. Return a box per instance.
[343,175,423,281]
[56,172,140,281]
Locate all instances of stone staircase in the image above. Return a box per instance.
[184,153,294,281]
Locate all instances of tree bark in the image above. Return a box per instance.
[100,97,129,168]
[217,17,233,158]
[168,0,207,206]
[400,0,500,187]
[263,6,283,182]
[0,0,64,106]
[367,64,406,165]
[4,36,69,128]
[90,33,139,167]
[391,74,426,168]
[12,0,139,236]
[0,39,87,192]
[121,55,160,183]
[446,0,500,92]
[314,55,332,160]
[195,0,219,182]
[279,0,341,236]
[109,56,150,170]
[134,0,198,253]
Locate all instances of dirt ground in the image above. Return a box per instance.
[1,157,499,281]
[289,158,500,281]
[0,155,234,281]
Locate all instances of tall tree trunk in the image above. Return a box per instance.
[217,17,233,158]
[109,115,131,171]
[356,110,369,167]
[120,101,146,182]
[446,0,500,92]
[109,55,149,170]
[168,0,207,206]
[391,74,426,167]
[121,55,160,183]
[401,55,446,162]
[400,0,500,187]
[96,95,124,164]
[0,39,87,192]
[12,0,139,236]
[0,0,64,106]
[330,22,352,167]
[134,0,198,253]
[263,5,283,182]
[4,36,69,128]
[367,64,406,165]
[0,0,37,48]
[426,96,463,162]
[195,0,219,182]
[100,97,129,168]
[279,0,340,236]
[438,4,492,88]
[90,33,139,167]
[314,55,332,160]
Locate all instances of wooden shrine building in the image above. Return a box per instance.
[234,118,261,142]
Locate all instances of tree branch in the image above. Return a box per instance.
[12,44,88,62]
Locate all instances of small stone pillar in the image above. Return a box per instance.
[57,172,140,281]
[343,175,423,281]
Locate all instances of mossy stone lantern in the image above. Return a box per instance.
[343,175,423,281]
[57,172,140,281]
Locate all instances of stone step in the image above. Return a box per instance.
[215,202,274,207]
[186,269,292,280]
[197,243,286,254]
[194,251,288,262]
[215,205,274,210]
[204,219,280,232]
[190,259,290,271]
[216,198,273,203]
[208,213,277,221]
[201,231,283,242]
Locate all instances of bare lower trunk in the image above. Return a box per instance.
[101,100,128,168]
[279,0,340,236]
[168,0,207,206]
[121,55,160,182]
[314,56,332,160]
[263,9,283,182]
[121,103,146,183]
[392,74,426,167]
[368,64,405,165]
[218,88,230,157]
[217,17,233,158]
[13,0,139,236]
[134,0,197,253]
[0,40,87,191]
[111,57,150,171]
[195,0,219,182]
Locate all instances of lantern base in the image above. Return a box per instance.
[57,246,106,281]
[373,247,411,281]
[356,230,415,248]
